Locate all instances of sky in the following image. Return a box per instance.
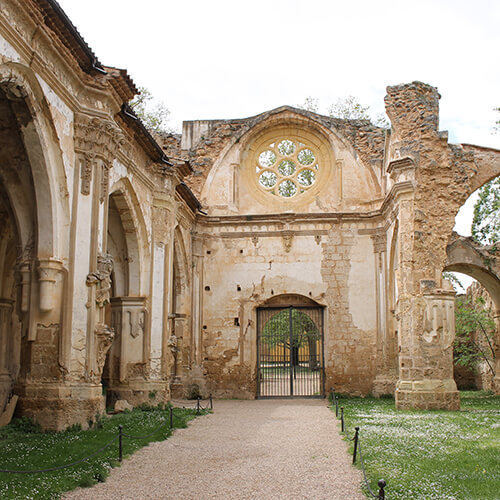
[57,0,500,147]
[57,0,499,287]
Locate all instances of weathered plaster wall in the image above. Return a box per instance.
[0,0,198,429]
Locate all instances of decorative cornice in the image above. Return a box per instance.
[387,157,417,184]
[74,114,127,165]
[386,156,415,175]
[371,231,387,253]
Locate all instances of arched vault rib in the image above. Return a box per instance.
[444,232,500,310]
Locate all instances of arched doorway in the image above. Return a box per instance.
[257,295,324,398]
[0,84,41,418]
[102,189,145,407]
[0,69,69,427]
[0,180,23,415]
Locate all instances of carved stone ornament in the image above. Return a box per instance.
[37,259,63,312]
[95,323,114,379]
[422,294,455,348]
[81,153,95,196]
[74,115,128,195]
[100,164,110,202]
[282,233,293,253]
[371,233,387,254]
[86,253,114,308]
[167,334,178,353]
[129,310,145,339]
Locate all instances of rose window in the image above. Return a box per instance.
[255,139,319,198]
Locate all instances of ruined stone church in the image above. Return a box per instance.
[0,0,499,429]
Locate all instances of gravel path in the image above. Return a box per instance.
[65,399,365,500]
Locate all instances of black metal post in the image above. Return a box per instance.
[169,406,173,429]
[209,393,213,410]
[353,426,359,464]
[118,425,123,462]
[335,396,339,417]
[378,479,386,499]
[196,396,200,414]
[340,406,344,433]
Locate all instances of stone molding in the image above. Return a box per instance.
[37,258,64,312]
[371,232,387,253]
[74,114,128,195]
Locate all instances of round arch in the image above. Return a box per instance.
[444,234,500,393]
[0,62,70,259]
[259,293,324,308]
[108,178,150,296]
[256,293,325,398]
[445,235,500,310]
[200,107,382,213]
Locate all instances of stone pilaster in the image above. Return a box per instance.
[37,258,63,312]
[386,83,460,410]
[0,299,14,412]
[396,285,459,409]
[371,231,397,396]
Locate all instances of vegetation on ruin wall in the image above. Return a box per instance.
[454,296,496,377]
[472,175,500,247]
[0,405,205,499]
[129,86,171,133]
[336,392,500,500]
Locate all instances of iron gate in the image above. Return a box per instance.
[257,306,324,397]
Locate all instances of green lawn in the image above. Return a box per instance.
[332,391,500,500]
[0,405,206,500]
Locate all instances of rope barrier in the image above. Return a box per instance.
[170,395,213,413]
[170,394,213,410]
[330,389,386,499]
[357,439,379,498]
[357,439,386,499]
[0,403,211,474]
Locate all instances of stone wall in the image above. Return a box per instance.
[1,0,500,427]
[0,0,197,429]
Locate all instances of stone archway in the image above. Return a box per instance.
[445,232,500,392]
[0,78,66,425]
[102,189,146,407]
[256,294,325,398]
[0,179,23,419]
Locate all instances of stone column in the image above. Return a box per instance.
[385,82,460,410]
[371,232,397,395]
[0,299,13,410]
[191,233,204,367]
[109,296,147,384]
[0,299,13,375]
[37,259,64,312]
[396,284,459,409]
[150,196,173,383]
[18,263,31,313]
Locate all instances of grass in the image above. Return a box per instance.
[0,404,207,499]
[331,391,500,500]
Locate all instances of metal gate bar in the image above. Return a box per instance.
[257,306,324,398]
